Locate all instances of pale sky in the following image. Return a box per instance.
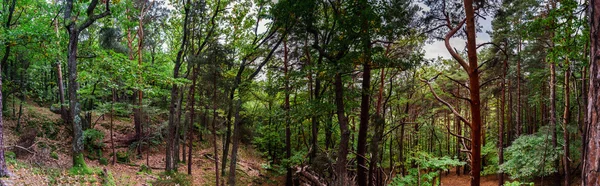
[423,16,493,59]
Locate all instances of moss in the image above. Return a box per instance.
[101,170,116,186]
[139,164,152,174]
[69,153,95,175]
[50,152,59,160]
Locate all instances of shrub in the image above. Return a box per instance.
[389,151,464,186]
[84,129,105,160]
[116,151,130,164]
[500,126,562,180]
[99,157,108,165]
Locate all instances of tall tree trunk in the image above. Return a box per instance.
[0,34,10,177]
[463,0,482,184]
[516,38,522,136]
[111,89,116,165]
[166,0,189,171]
[283,38,293,186]
[584,1,600,184]
[227,100,242,186]
[187,66,198,175]
[498,55,508,186]
[563,62,571,186]
[334,73,350,186]
[211,73,220,186]
[357,0,372,184]
[550,62,558,167]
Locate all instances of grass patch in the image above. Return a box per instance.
[152,172,192,186]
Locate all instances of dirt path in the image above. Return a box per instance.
[441,174,499,186]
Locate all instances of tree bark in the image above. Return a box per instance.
[283,38,293,186]
[584,1,600,184]
[166,0,189,171]
[357,0,371,184]
[563,62,571,186]
[463,0,482,184]
[334,73,350,186]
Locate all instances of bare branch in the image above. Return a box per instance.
[444,18,469,71]
[421,78,471,126]
[445,122,472,143]
[443,74,469,90]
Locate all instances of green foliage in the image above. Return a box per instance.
[50,152,59,160]
[482,140,499,176]
[389,152,464,186]
[99,157,109,165]
[84,129,105,160]
[101,170,116,186]
[5,151,16,164]
[500,126,562,180]
[139,164,152,174]
[116,151,130,164]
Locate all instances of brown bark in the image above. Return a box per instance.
[64,0,110,168]
[563,63,571,186]
[516,38,522,136]
[334,73,350,186]
[211,72,220,186]
[283,38,293,186]
[187,66,198,175]
[357,0,371,184]
[584,1,600,184]
[111,89,116,165]
[166,0,189,171]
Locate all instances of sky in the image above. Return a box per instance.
[423,16,493,59]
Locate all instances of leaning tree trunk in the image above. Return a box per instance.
[583,1,600,184]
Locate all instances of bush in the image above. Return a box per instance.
[116,151,130,164]
[389,151,464,186]
[500,126,561,180]
[99,157,108,165]
[84,129,105,160]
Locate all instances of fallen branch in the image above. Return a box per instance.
[295,166,326,186]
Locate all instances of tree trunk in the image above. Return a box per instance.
[563,62,571,186]
[111,89,116,165]
[228,100,242,186]
[498,55,508,186]
[211,73,220,186]
[357,0,372,185]
[584,1,600,184]
[187,66,198,175]
[0,35,11,177]
[516,38,522,137]
[334,73,350,186]
[283,38,293,186]
[166,0,189,171]
[463,0,482,184]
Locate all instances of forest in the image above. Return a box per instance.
[0,0,600,185]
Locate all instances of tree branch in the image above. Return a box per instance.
[78,0,111,31]
[444,18,469,71]
[421,78,471,126]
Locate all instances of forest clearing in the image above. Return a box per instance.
[1,0,600,185]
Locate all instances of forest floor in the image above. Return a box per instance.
[0,100,283,186]
[441,173,499,186]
